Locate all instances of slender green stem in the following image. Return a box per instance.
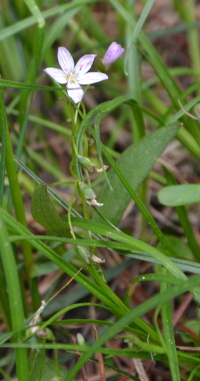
[69,102,81,180]
[68,181,78,240]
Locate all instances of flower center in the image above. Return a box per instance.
[65,71,74,81]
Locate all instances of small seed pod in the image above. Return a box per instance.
[79,181,97,200]
[77,155,94,172]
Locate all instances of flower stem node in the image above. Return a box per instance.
[44,47,108,103]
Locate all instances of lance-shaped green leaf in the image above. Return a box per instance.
[158,184,200,206]
[94,123,181,225]
[31,184,69,237]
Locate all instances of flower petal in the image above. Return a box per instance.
[75,54,96,77]
[58,47,74,73]
[67,79,84,103]
[78,72,108,85]
[44,68,67,84]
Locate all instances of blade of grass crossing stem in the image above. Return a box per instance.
[17,0,45,158]
[65,274,200,381]
[161,268,181,381]
[164,167,200,261]
[0,209,29,381]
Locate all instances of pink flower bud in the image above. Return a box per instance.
[102,42,125,67]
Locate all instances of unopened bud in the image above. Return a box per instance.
[102,42,125,68]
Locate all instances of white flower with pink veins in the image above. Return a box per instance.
[44,47,108,104]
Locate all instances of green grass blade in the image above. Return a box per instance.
[0,209,29,381]
[0,87,6,205]
[18,0,45,158]
[163,167,200,261]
